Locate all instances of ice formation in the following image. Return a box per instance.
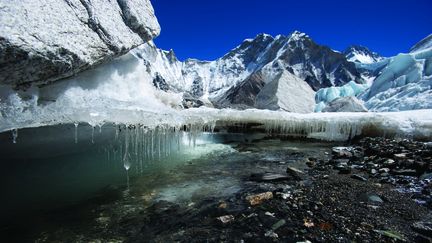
[361,45,432,111]
[1,42,431,143]
[314,81,368,112]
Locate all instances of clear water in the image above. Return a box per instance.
[0,124,335,241]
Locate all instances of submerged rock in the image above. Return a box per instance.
[217,215,235,224]
[332,147,354,158]
[250,173,291,182]
[286,166,304,180]
[0,0,160,87]
[246,192,273,206]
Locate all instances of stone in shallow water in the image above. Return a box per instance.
[351,174,368,181]
[286,166,304,180]
[332,147,353,158]
[392,169,418,176]
[272,219,286,231]
[246,192,273,206]
[217,215,235,224]
[250,173,291,182]
[412,220,432,237]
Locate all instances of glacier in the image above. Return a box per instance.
[314,39,432,112]
[361,45,432,111]
[314,81,368,112]
[1,44,431,142]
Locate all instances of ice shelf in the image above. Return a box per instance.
[1,108,431,142]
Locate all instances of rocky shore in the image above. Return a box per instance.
[27,137,432,242]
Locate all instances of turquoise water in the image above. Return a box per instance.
[0,124,335,241]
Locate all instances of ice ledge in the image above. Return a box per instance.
[2,108,431,142]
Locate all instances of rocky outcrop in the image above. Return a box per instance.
[322,96,368,112]
[255,71,315,113]
[0,0,160,87]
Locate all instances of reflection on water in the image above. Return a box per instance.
[0,124,335,241]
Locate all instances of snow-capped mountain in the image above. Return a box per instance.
[343,45,384,64]
[136,31,363,112]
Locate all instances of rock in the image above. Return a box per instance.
[286,166,304,180]
[255,70,316,113]
[332,147,353,158]
[322,96,368,112]
[392,169,418,176]
[250,172,291,182]
[379,168,390,173]
[272,219,286,231]
[413,221,432,237]
[393,153,407,160]
[0,0,160,87]
[333,163,351,174]
[264,230,278,239]
[246,192,273,206]
[374,230,406,241]
[338,167,352,174]
[217,215,235,224]
[369,195,384,203]
[420,173,432,180]
[415,234,432,243]
[182,93,205,108]
[383,159,395,165]
[351,174,368,181]
[360,193,384,204]
[265,211,275,217]
[218,202,228,209]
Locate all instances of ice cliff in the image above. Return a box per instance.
[361,43,432,111]
[0,0,160,87]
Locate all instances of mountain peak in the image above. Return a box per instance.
[162,49,178,63]
[410,33,432,53]
[343,45,383,64]
[288,30,308,40]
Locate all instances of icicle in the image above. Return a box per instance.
[123,126,129,163]
[115,125,119,140]
[74,123,78,143]
[12,128,18,144]
[91,126,95,144]
[158,127,161,160]
[124,161,131,190]
[151,129,154,160]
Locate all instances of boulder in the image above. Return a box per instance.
[0,0,160,87]
[322,96,368,112]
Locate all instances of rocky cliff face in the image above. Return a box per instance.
[0,0,160,87]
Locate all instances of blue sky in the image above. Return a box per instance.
[152,0,432,61]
